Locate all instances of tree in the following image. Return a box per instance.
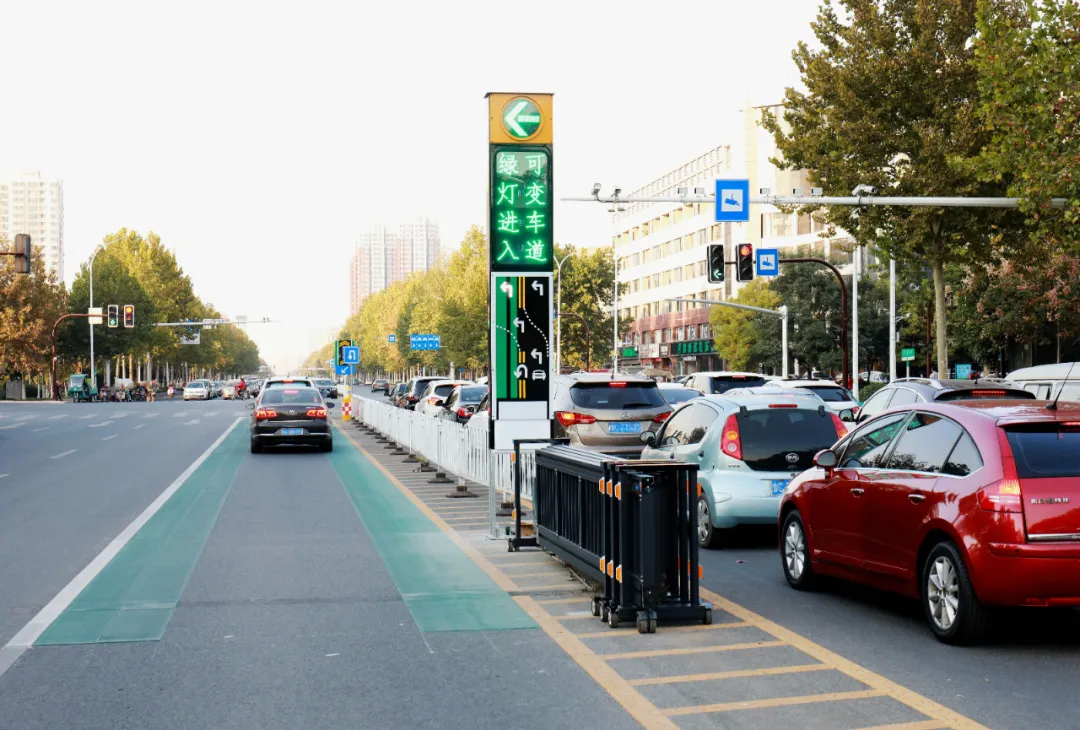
[710,280,782,371]
[439,227,488,372]
[553,244,620,371]
[763,0,1008,379]
[0,239,68,395]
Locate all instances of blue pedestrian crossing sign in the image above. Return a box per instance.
[343,346,360,364]
[715,179,750,223]
[756,248,780,277]
[336,363,353,376]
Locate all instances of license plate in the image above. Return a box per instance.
[609,422,642,434]
[770,480,790,496]
[280,428,304,436]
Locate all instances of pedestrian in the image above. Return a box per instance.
[147,381,157,402]
[81,378,90,403]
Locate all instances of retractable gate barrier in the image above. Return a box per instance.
[532,445,713,633]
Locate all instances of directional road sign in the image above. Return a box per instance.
[388,334,397,343]
[756,248,779,277]
[715,179,750,223]
[502,97,543,140]
[342,346,359,364]
[492,274,551,404]
[336,364,353,376]
[901,347,916,362]
[955,363,972,379]
[409,334,441,351]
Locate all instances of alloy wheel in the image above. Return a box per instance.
[697,499,711,544]
[927,556,960,631]
[784,521,806,581]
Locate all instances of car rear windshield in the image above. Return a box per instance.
[710,376,766,393]
[661,387,701,405]
[433,384,460,397]
[459,386,488,402]
[265,380,310,389]
[936,388,1035,401]
[410,379,441,395]
[738,408,841,472]
[259,388,322,405]
[314,379,334,386]
[569,382,666,409]
[802,386,853,403]
[1005,425,1080,478]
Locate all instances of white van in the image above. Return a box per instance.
[1005,362,1080,401]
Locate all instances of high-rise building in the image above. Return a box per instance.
[0,170,64,279]
[349,217,441,313]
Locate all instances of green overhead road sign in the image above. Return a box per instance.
[901,347,916,362]
[502,98,542,139]
[490,147,553,271]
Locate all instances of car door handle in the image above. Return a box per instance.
[908,493,926,503]
[850,488,864,496]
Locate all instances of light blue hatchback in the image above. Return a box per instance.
[640,392,848,548]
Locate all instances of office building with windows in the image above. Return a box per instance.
[349,217,441,313]
[0,170,64,279]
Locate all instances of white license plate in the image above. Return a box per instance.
[280,428,304,436]
[609,422,642,434]
[769,480,789,496]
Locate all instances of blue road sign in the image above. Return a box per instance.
[409,334,441,351]
[343,346,360,364]
[756,248,780,277]
[955,363,972,379]
[336,363,353,376]
[715,179,750,223]
[388,334,397,343]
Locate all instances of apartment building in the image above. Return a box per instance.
[0,170,64,279]
[349,217,441,313]
[612,105,859,375]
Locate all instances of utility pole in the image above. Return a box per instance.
[853,247,860,400]
[889,259,897,383]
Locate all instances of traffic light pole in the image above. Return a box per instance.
[780,258,849,389]
[667,299,789,378]
[50,313,97,401]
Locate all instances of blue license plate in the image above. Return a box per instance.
[609,422,642,434]
[770,480,790,496]
[280,428,304,436]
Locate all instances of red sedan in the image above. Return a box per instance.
[778,400,1080,644]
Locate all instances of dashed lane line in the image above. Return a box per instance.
[50,450,77,460]
[0,424,23,430]
[101,435,117,441]
[142,414,158,419]
[32,427,49,433]
[16,415,36,421]
[133,424,145,430]
[78,414,97,420]
[47,415,66,420]
[0,474,9,480]
[87,421,114,429]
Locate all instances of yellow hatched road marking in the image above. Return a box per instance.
[604,641,786,660]
[854,721,950,730]
[628,663,830,686]
[553,614,596,621]
[536,596,592,606]
[664,689,885,717]
[576,622,750,639]
[503,571,567,580]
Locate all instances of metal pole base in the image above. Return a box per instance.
[417,464,436,473]
[428,472,453,484]
[444,484,478,498]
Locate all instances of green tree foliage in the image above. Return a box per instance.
[64,254,158,364]
[554,244,620,372]
[763,0,1006,378]
[710,280,782,371]
[439,227,489,372]
[0,238,68,386]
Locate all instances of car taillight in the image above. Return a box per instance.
[978,430,1023,512]
[768,403,797,408]
[830,413,848,440]
[408,395,418,402]
[720,414,742,460]
[457,407,468,417]
[610,381,627,388]
[556,411,597,427]
[255,408,277,420]
[970,390,1006,397]
[306,408,327,419]
[653,411,672,423]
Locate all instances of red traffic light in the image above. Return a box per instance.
[123,304,135,328]
[739,244,752,256]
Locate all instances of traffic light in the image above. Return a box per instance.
[14,234,31,274]
[707,244,725,284]
[337,339,354,366]
[736,243,754,282]
[123,304,135,328]
[107,304,119,328]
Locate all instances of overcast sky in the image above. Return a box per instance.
[2,0,820,372]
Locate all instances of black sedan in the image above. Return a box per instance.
[312,377,339,399]
[249,386,335,453]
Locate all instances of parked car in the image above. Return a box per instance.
[1006,362,1080,401]
[372,378,390,393]
[212,381,224,398]
[683,371,769,395]
[854,378,1035,424]
[467,392,492,432]
[389,382,407,406]
[761,379,858,415]
[416,379,474,417]
[642,393,847,548]
[222,380,239,400]
[657,382,704,407]
[249,385,335,453]
[552,374,671,457]
[402,376,448,411]
[183,380,213,401]
[438,384,489,423]
[723,386,834,409]
[779,398,1080,644]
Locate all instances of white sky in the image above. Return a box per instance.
[2,0,819,372]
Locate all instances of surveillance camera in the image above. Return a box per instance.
[592,183,602,196]
[851,184,878,196]
[613,187,622,197]
[677,187,688,196]
[693,187,705,195]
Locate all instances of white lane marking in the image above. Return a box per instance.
[32,427,49,433]
[173,411,189,418]
[111,413,129,419]
[0,474,9,480]
[0,418,243,678]
[101,434,117,441]
[87,421,114,429]
[0,424,23,430]
[50,449,77,460]
[48,415,67,420]
[78,414,96,420]
[133,424,145,430]
[142,413,158,419]
[182,419,201,425]
[204,411,217,417]
[16,415,35,421]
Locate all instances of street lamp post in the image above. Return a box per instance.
[87,243,107,391]
[554,253,571,374]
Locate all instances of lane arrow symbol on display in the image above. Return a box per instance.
[530,348,543,364]
[531,280,544,296]
[515,364,528,378]
[513,318,524,332]
[504,100,528,137]
[500,281,514,296]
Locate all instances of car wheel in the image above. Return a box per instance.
[250,440,262,454]
[696,496,722,549]
[320,440,333,453]
[922,541,990,645]
[780,510,816,590]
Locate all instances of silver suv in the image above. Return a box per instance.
[551,374,672,456]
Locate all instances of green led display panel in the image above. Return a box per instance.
[489,146,553,272]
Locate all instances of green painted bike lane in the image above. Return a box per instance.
[327,428,535,632]
[36,425,247,645]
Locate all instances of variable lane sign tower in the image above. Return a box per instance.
[486,92,554,449]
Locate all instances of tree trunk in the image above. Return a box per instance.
[932,255,948,378]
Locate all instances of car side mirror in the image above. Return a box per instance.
[814,449,837,473]
[326,402,336,409]
[246,402,255,410]
[839,409,855,422]
[639,431,657,446]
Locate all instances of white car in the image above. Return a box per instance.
[415,379,474,417]
[759,378,858,415]
[183,380,212,400]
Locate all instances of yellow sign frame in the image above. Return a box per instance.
[486,92,553,145]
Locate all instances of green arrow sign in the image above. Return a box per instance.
[502,98,542,139]
[901,347,916,362]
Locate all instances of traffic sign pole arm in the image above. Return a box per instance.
[51,313,96,401]
[666,298,785,318]
[780,258,849,390]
